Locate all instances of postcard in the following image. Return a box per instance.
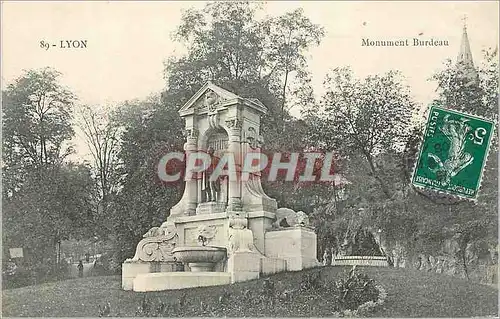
[2,1,498,317]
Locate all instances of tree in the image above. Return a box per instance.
[105,96,185,268]
[347,48,500,279]
[302,67,426,260]
[431,48,498,121]
[164,2,325,207]
[2,67,75,174]
[166,2,265,101]
[261,8,324,124]
[314,67,416,198]
[426,48,499,279]
[165,2,323,122]
[2,163,96,270]
[76,105,121,236]
[2,68,96,276]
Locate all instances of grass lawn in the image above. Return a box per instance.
[2,266,498,317]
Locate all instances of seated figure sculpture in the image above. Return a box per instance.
[228,213,260,254]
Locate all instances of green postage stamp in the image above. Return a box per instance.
[412,105,495,199]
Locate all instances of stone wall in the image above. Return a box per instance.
[385,240,498,285]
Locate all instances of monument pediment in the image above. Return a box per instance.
[179,82,268,117]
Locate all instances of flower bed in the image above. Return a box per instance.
[332,283,388,317]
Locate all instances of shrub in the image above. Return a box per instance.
[331,267,379,312]
[2,269,32,289]
[300,270,323,291]
[2,260,73,289]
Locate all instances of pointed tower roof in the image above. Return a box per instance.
[456,16,478,82]
[457,17,474,68]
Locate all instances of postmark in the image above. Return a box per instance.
[412,104,495,199]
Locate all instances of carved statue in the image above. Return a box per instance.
[295,211,310,227]
[228,213,259,254]
[273,209,310,228]
[205,89,219,111]
[273,208,297,229]
[142,222,177,238]
[201,147,221,202]
[197,225,217,246]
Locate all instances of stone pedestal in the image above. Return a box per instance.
[122,260,151,290]
[196,202,226,215]
[247,211,275,254]
[264,227,320,271]
[122,260,182,290]
[172,213,228,247]
[228,252,261,283]
[133,272,231,292]
[260,257,287,275]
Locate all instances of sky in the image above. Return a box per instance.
[2,1,499,158]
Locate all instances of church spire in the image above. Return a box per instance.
[456,15,477,81]
[457,15,474,68]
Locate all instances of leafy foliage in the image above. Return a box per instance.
[305,68,416,256]
[104,97,185,268]
[2,67,75,194]
[3,4,496,288]
[410,49,499,278]
[311,67,415,198]
[431,49,498,121]
[2,68,96,278]
[331,268,379,311]
[307,49,498,276]
[2,164,96,281]
[4,267,499,317]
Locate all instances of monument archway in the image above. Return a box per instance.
[199,127,229,206]
[204,127,229,154]
[169,82,277,217]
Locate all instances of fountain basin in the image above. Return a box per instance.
[172,246,227,272]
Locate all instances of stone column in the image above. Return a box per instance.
[226,119,242,211]
[184,130,198,215]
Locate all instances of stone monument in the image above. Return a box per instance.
[122,82,319,291]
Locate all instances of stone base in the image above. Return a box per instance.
[231,271,260,283]
[228,252,261,283]
[122,260,150,290]
[188,262,216,272]
[264,227,320,271]
[122,260,182,290]
[132,272,231,292]
[333,256,389,267]
[283,256,321,271]
[247,211,275,254]
[260,257,287,275]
